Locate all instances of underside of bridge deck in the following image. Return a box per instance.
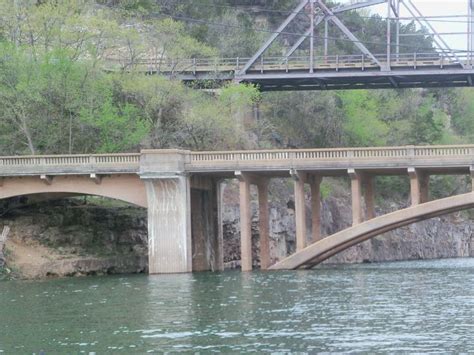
[238,70,474,91]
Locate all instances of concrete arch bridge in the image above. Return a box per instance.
[1,145,474,273]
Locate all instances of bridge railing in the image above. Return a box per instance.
[104,51,472,74]
[3,145,474,176]
[190,145,474,166]
[0,153,141,176]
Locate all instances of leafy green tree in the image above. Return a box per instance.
[337,90,389,146]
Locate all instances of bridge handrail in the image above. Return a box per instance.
[104,51,471,73]
[2,145,474,168]
[190,144,474,162]
[0,153,141,166]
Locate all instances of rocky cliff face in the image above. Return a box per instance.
[1,199,148,279]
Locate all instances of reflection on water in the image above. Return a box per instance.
[1,258,474,352]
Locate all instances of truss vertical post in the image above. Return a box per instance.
[324,17,329,60]
[281,1,387,62]
[317,0,384,69]
[386,0,391,69]
[469,0,474,68]
[310,0,315,73]
[402,0,465,68]
[395,0,400,60]
[469,0,471,67]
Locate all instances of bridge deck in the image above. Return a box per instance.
[105,52,474,90]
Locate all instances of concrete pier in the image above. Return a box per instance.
[257,179,270,270]
[190,176,223,272]
[292,170,307,252]
[236,171,253,271]
[348,169,363,225]
[309,175,322,244]
[145,177,191,273]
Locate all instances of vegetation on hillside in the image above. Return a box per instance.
[0,0,472,159]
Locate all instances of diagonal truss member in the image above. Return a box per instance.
[239,0,388,74]
[239,0,469,75]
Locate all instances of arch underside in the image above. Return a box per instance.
[0,174,148,208]
[270,192,474,270]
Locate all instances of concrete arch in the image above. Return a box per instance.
[0,174,147,208]
[270,192,474,270]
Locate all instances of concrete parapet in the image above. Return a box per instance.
[140,150,191,178]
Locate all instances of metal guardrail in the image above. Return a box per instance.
[104,51,474,74]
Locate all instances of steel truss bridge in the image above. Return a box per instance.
[106,0,474,91]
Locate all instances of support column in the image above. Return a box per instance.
[408,168,429,205]
[257,179,270,270]
[141,150,192,274]
[216,180,225,271]
[309,175,322,243]
[190,176,223,272]
[363,175,375,220]
[470,166,474,192]
[348,169,363,225]
[236,171,252,272]
[292,170,307,252]
[145,176,192,274]
[420,174,430,203]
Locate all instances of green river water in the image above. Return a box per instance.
[1,258,474,353]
